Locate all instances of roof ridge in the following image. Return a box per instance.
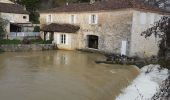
[40,0,170,14]
[0,2,29,14]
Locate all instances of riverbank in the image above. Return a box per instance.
[0,44,57,52]
[116,65,169,100]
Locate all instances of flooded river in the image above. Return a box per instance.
[0,50,139,100]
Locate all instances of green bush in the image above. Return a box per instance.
[33,26,40,32]
[0,39,21,44]
[42,40,52,44]
[22,36,52,44]
[22,36,42,44]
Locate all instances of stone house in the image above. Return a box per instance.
[40,0,170,58]
[0,0,31,37]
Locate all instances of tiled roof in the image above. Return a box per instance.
[0,3,29,14]
[41,23,80,33]
[41,0,170,14]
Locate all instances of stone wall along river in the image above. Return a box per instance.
[0,44,56,52]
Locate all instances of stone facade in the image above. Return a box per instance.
[130,10,162,57]
[40,9,133,53]
[40,8,165,57]
[0,12,29,34]
[0,0,30,36]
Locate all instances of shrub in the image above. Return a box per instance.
[0,39,21,44]
[22,36,52,44]
[43,40,52,44]
[33,26,40,32]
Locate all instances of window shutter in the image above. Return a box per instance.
[46,15,48,23]
[74,15,76,24]
[121,41,127,55]
[46,32,50,40]
[140,13,146,25]
[69,15,72,23]
[51,15,53,22]
[89,15,92,24]
[66,34,70,45]
[57,34,60,44]
[150,14,155,25]
[95,15,98,24]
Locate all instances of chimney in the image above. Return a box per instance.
[23,5,26,10]
[66,0,69,6]
[66,2,69,6]
[90,0,95,4]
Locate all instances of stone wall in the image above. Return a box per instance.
[0,13,29,23]
[130,10,162,57]
[0,44,56,52]
[40,9,133,54]
[0,12,29,34]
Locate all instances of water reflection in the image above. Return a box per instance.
[0,50,139,100]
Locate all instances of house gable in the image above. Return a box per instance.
[40,0,170,15]
[0,2,29,14]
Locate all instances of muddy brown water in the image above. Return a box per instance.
[0,50,139,100]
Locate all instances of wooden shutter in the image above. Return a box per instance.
[140,13,146,25]
[56,34,60,44]
[121,41,127,55]
[150,14,155,25]
[95,15,98,24]
[66,34,70,45]
[74,15,76,24]
[46,15,48,23]
[51,14,53,22]
[89,15,92,24]
[69,15,72,24]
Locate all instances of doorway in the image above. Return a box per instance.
[87,35,98,49]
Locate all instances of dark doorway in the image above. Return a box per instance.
[10,23,21,32]
[88,35,98,49]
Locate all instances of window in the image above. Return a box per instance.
[23,16,27,19]
[60,34,66,44]
[46,14,52,23]
[150,14,155,25]
[70,15,76,24]
[89,14,98,24]
[91,15,96,24]
[140,13,146,25]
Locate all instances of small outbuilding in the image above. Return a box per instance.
[41,23,80,50]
